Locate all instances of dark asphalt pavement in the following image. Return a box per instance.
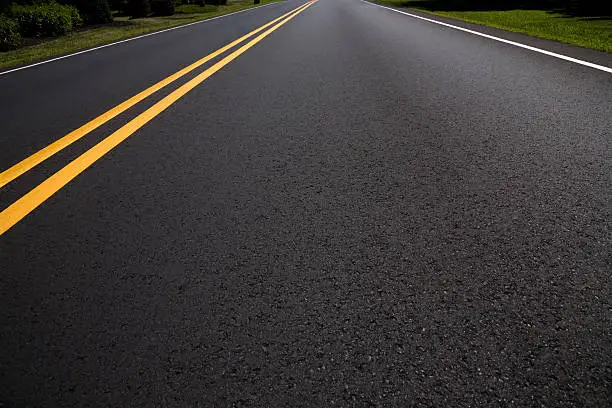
[1,0,611,406]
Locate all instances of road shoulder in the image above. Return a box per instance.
[363,0,612,69]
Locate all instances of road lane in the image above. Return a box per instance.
[0,1,282,77]
[1,0,611,406]
[0,0,302,174]
[361,0,612,73]
[0,1,316,233]
[0,0,312,191]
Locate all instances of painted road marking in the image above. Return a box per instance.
[0,1,312,190]
[0,1,281,76]
[0,0,318,235]
[361,0,612,74]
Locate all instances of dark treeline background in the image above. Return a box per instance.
[0,0,233,52]
[400,0,611,17]
[2,0,610,17]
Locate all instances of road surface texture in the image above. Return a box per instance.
[1,0,611,406]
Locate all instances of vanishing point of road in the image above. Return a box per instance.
[1,0,610,406]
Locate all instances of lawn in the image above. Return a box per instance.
[375,0,612,52]
[0,0,282,69]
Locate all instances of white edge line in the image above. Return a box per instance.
[360,0,612,74]
[0,1,280,76]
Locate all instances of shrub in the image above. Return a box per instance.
[69,4,83,26]
[108,0,128,15]
[0,15,21,51]
[69,0,112,24]
[11,2,81,37]
[0,0,10,14]
[151,0,175,15]
[128,0,150,17]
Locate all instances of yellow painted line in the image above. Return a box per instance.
[0,1,312,190]
[0,0,317,235]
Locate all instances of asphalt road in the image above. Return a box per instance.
[1,0,611,406]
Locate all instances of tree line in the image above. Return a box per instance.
[412,0,611,16]
[0,0,225,51]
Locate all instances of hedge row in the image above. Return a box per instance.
[151,0,175,16]
[0,0,9,14]
[1,2,84,50]
[66,0,113,24]
[0,14,20,51]
[11,2,82,37]
[128,0,150,17]
[124,0,230,17]
[1,0,228,51]
[129,0,178,17]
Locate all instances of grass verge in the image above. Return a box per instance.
[374,0,612,53]
[0,0,282,69]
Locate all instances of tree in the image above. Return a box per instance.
[151,0,175,16]
[0,0,10,14]
[58,0,112,24]
[128,0,150,17]
[78,0,112,24]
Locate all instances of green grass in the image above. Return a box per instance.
[0,0,281,69]
[375,0,612,52]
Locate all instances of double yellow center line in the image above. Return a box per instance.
[0,0,316,235]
